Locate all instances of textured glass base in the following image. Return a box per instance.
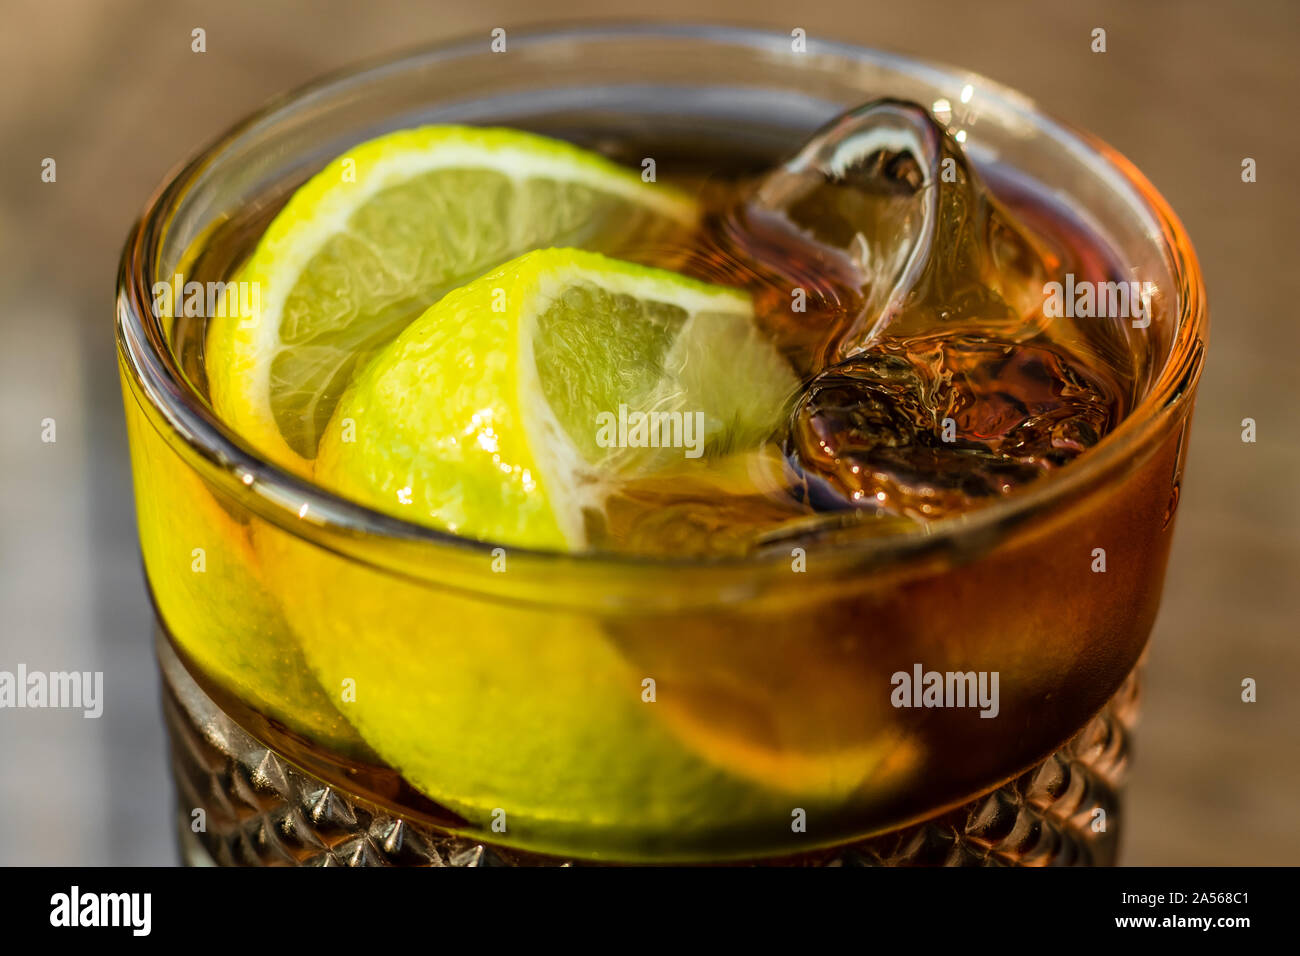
[161,636,1139,867]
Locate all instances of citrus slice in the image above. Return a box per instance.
[121,386,368,755]
[314,248,801,551]
[205,126,697,476]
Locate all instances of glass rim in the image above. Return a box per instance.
[116,21,1208,574]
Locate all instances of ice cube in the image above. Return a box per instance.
[786,335,1120,520]
[739,99,1051,360]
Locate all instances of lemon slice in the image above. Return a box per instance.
[314,248,801,551]
[206,126,697,475]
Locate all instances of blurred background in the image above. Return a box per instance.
[1,0,1296,865]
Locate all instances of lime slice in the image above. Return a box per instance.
[121,387,367,756]
[314,248,801,551]
[206,126,697,476]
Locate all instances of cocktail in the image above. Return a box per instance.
[117,26,1205,865]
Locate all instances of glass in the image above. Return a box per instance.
[117,25,1206,864]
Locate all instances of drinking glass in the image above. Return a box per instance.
[117,24,1206,865]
